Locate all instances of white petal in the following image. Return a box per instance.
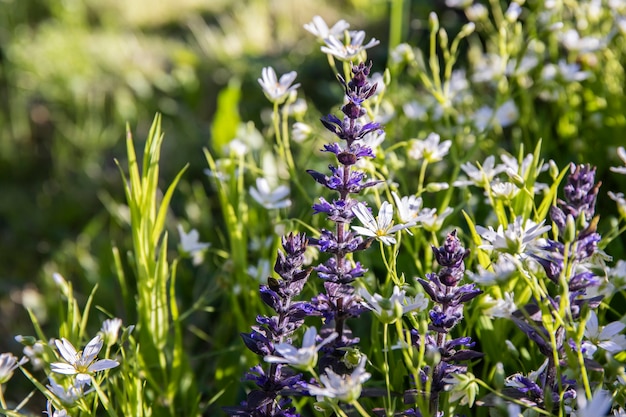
[601,321,626,339]
[55,339,78,365]
[82,336,104,363]
[88,359,119,372]
[302,327,318,348]
[352,203,376,230]
[50,362,78,375]
[351,225,377,238]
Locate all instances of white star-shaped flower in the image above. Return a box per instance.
[408,132,451,163]
[257,67,300,104]
[303,15,350,41]
[359,285,428,323]
[0,352,27,384]
[582,311,626,355]
[50,336,119,387]
[320,31,380,61]
[249,178,291,210]
[265,327,337,371]
[307,356,371,403]
[611,146,626,174]
[476,216,550,256]
[177,225,210,255]
[351,201,410,246]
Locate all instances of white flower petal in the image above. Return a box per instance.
[50,362,79,375]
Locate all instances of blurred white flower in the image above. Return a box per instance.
[360,130,386,151]
[581,311,626,355]
[466,3,489,21]
[472,54,505,83]
[494,100,519,127]
[307,356,371,402]
[609,192,626,219]
[611,146,626,174]
[100,318,123,347]
[304,15,350,41]
[47,376,83,406]
[408,132,451,163]
[420,207,453,232]
[265,327,338,371]
[292,122,312,143]
[352,201,411,245]
[445,0,472,8]
[571,389,612,417]
[46,400,69,417]
[177,225,210,257]
[476,216,550,256]
[321,31,380,61]
[403,100,429,121]
[505,2,522,21]
[258,67,300,104]
[391,192,423,224]
[0,352,27,384]
[560,29,606,52]
[482,292,517,318]
[455,155,507,188]
[490,181,520,200]
[443,372,479,406]
[467,253,518,285]
[50,336,119,387]
[250,178,291,210]
[359,285,428,323]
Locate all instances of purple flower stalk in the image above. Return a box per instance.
[307,62,383,372]
[414,230,483,414]
[225,233,313,417]
[511,164,604,411]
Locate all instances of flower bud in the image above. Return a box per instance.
[429,12,440,33]
[564,214,577,243]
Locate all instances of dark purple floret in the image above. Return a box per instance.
[312,197,356,223]
[314,257,366,283]
[561,163,601,221]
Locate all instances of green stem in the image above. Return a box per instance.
[351,399,373,417]
[383,323,393,414]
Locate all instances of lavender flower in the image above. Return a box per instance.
[412,231,483,414]
[228,233,314,416]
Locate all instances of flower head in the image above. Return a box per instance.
[359,285,428,323]
[47,376,84,406]
[100,318,123,347]
[250,178,292,210]
[265,327,338,371]
[351,201,411,246]
[611,146,626,174]
[307,356,371,402]
[304,15,350,41]
[477,217,550,256]
[258,67,300,104]
[408,133,451,163]
[582,311,626,355]
[0,352,27,384]
[177,225,210,257]
[50,336,119,387]
[320,31,380,61]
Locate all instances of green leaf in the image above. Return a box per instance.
[210,78,241,156]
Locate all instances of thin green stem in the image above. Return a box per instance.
[351,399,373,417]
[383,323,393,414]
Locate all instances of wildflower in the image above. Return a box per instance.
[443,372,479,406]
[408,132,451,163]
[465,3,489,21]
[258,66,300,104]
[249,178,292,209]
[482,292,517,319]
[307,356,371,402]
[494,100,519,127]
[490,181,520,200]
[177,225,210,255]
[445,0,472,8]
[359,285,428,323]
[351,201,411,245]
[0,352,27,384]
[304,15,350,41]
[45,400,69,417]
[420,207,453,232]
[560,29,606,53]
[582,311,626,355]
[466,254,518,285]
[100,318,123,347]
[455,155,507,188]
[265,327,338,371]
[611,146,626,174]
[572,389,613,417]
[320,31,380,61]
[47,376,84,406]
[50,336,119,387]
[476,216,551,256]
[392,192,424,224]
[292,122,312,143]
